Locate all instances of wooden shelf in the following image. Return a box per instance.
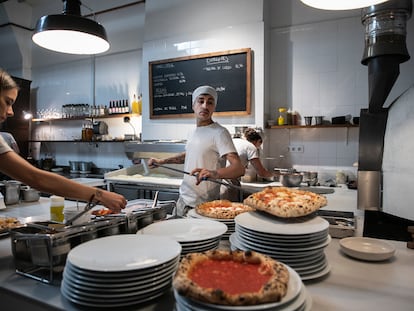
[32,113,141,122]
[268,124,359,129]
[29,140,136,143]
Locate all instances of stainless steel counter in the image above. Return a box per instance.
[1,197,413,310]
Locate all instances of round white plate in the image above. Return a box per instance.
[67,234,181,272]
[63,260,178,288]
[339,237,396,261]
[236,224,328,243]
[237,231,331,252]
[137,218,227,242]
[235,212,329,235]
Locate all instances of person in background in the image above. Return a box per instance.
[0,68,126,212]
[238,128,275,179]
[221,128,276,201]
[148,85,244,216]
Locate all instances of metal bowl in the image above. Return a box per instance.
[280,173,303,187]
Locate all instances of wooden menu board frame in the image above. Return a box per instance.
[149,48,252,119]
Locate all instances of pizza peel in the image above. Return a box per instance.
[153,164,249,192]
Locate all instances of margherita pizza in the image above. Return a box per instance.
[173,249,289,306]
[196,200,255,219]
[243,186,327,218]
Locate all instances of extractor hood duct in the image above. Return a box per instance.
[358,0,411,212]
[361,0,412,113]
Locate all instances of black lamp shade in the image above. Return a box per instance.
[32,14,110,55]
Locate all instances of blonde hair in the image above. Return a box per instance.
[0,69,19,93]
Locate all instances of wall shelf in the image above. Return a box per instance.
[268,124,359,129]
[29,140,137,143]
[32,113,140,122]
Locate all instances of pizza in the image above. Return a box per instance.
[173,249,289,306]
[243,186,327,218]
[0,216,21,231]
[196,200,255,219]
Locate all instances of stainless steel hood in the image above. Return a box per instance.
[358,0,412,211]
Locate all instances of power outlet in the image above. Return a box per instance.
[288,145,304,153]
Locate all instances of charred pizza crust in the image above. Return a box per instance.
[196,200,255,219]
[173,249,289,306]
[243,186,327,218]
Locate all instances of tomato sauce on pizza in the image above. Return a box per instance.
[189,258,272,295]
[173,250,289,306]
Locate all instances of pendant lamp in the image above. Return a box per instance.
[32,0,109,55]
[300,0,390,10]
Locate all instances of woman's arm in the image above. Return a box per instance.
[0,151,126,212]
[249,158,274,178]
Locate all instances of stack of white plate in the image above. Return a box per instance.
[61,234,181,308]
[187,209,235,239]
[230,211,331,281]
[174,265,312,311]
[138,218,227,255]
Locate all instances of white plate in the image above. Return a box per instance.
[236,225,328,243]
[67,234,181,272]
[339,237,396,261]
[137,218,227,242]
[235,212,329,235]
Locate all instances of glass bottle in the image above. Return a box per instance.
[278,108,287,125]
[131,94,139,114]
[137,94,142,115]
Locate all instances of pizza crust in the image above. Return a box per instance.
[173,249,289,306]
[243,186,327,218]
[196,200,255,219]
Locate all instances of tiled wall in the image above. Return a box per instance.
[27,0,414,176]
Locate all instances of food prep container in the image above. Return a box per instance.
[10,221,92,284]
[9,219,130,283]
[280,173,303,187]
[20,186,40,202]
[0,180,21,205]
[92,216,126,237]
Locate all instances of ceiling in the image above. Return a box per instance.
[0,0,146,70]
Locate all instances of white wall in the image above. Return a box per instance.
[141,0,265,140]
[382,85,414,220]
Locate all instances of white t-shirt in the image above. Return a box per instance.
[232,138,259,168]
[0,135,12,155]
[179,122,236,207]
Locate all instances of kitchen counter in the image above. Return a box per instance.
[1,197,413,310]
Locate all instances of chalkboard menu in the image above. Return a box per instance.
[149,48,251,119]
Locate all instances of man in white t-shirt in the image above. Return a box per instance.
[148,85,244,216]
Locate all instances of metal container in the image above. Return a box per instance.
[20,186,40,202]
[1,180,21,205]
[10,221,89,283]
[93,216,126,237]
[126,210,154,233]
[280,173,303,187]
